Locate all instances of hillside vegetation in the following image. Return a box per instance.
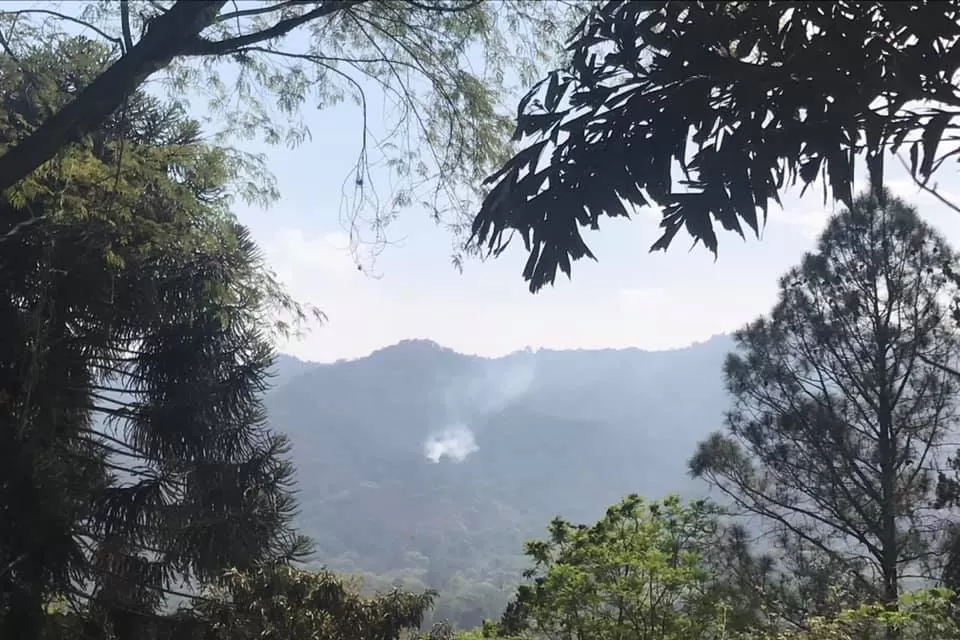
[266,337,732,627]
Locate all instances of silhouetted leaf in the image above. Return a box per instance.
[473,1,960,292]
[921,112,952,179]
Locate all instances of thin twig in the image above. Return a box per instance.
[0,9,122,46]
[895,152,960,215]
[216,0,304,23]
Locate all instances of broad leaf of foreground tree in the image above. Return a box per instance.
[472,1,960,292]
[0,0,578,257]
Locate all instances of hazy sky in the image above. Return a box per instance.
[243,106,960,363]
[229,71,960,363]
[21,1,960,363]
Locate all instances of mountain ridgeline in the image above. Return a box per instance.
[267,336,734,627]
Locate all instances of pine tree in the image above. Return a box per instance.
[690,191,960,606]
[0,37,313,639]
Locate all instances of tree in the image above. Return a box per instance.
[471,1,960,291]
[33,566,437,640]
[0,37,313,639]
[189,564,436,640]
[494,494,754,640]
[697,522,834,632]
[689,191,960,605]
[0,0,580,260]
[736,589,960,640]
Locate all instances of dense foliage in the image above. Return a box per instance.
[37,565,438,640]
[0,37,312,639]
[488,496,960,640]
[0,0,580,260]
[737,589,960,640]
[193,564,435,640]
[496,496,737,640]
[472,1,960,291]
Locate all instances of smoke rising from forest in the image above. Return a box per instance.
[423,352,537,463]
[423,424,479,463]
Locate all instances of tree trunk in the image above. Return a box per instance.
[876,338,899,604]
[0,1,226,196]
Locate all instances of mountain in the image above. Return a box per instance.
[268,353,321,390]
[266,336,735,627]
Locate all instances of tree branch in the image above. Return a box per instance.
[0,1,227,195]
[120,1,135,53]
[916,352,960,380]
[216,0,306,23]
[0,9,122,47]
[896,152,960,216]
[405,0,484,12]
[181,0,367,56]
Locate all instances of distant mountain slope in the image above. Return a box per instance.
[266,336,735,626]
[268,353,322,391]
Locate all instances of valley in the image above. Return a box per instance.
[267,336,734,627]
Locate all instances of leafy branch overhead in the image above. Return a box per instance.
[471,1,960,292]
[0,0,577,259]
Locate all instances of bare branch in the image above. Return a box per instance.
[0,9,122,47]
[216,0,306,23]
[896,152,960,216]
[916,352,960,381]
[182,1,367,56]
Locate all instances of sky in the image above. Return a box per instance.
[198,10,960,365]
[245,114,960,363]
[19,1,960,364]
[227,67,960,363]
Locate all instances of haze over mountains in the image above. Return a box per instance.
[266,335,737,626]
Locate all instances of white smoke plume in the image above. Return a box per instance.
[423,352,538,463]
[423,424,479,463]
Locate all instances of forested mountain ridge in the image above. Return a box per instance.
[266,336,734,627]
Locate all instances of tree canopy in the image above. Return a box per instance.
[690,191,960,605]
[488,493,933,640]
[0,0,580,262]
[0,36,312,639]
[737,589,960,640]
[496,495,751,640]
[471,1,960,291]
[191,564,436,640]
